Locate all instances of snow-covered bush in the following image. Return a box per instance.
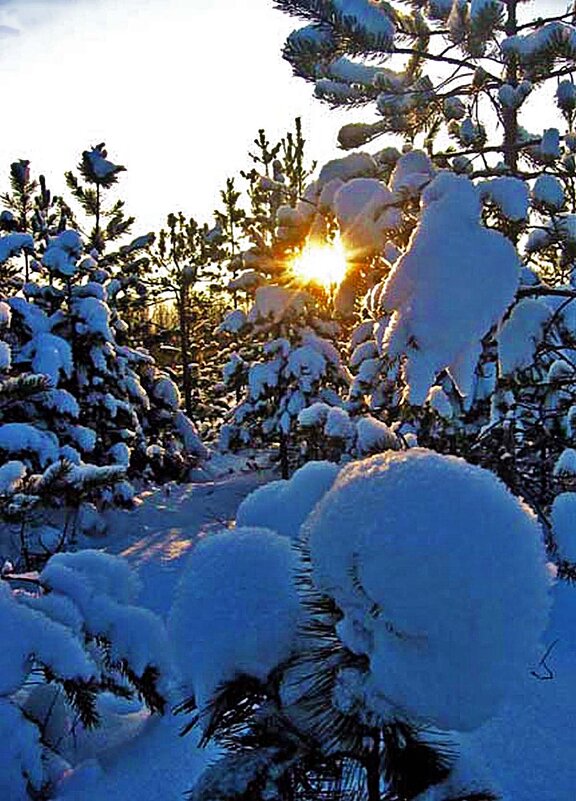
[0,549,169,800]
[302,449,549,732]
[174,449,549,801]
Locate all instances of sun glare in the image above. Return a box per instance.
[290,236,349,291]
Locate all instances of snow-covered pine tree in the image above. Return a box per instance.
[273,0,576,520]
[0,147,206,526]
[0,550,169,801]
[0,292,127,568]
[220,285,349,477]
[217,121,356,476]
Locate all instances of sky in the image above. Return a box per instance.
[0,0,352,232]
[0,0,568,233]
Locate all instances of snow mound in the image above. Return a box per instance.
[169,527,302,712]
[302,449,550,731]
[236,460,341,539]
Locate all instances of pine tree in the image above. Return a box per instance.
[272,0,576,517]
[150,212,224,423]
[0,550,169,800]
[216,120,353,477]
[0,145,207,558]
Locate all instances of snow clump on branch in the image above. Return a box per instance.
[379,173,520,404]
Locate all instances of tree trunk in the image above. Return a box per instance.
[279,430,290,479]
[365,731,381,801]
[178,290,193,418]
[502,1,519,175]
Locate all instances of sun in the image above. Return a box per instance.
[290,235,349,291]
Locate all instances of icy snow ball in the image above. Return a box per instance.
[302,449,550,732]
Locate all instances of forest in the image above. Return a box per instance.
[0,1,575,799]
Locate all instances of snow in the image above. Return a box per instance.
[217,308,246,335]
[20,332,73,385]
[426,385,453,419]
[356,414,399,453]
[541,128,561,161]
[248,285,309,323]
[153,376,181,410]
[0,232,33,264]
[169,526,301,712]
[287,344,326,392]
[248,359,280,398]
[332,0,394,42]
[379,173,520,403]
[73,297,113,341]
[0,462,565,800]
[325,406,355,440]
[455,117,485,146]
[557,79,576,111]
[479,176,529,221]
[9,296,50,335]
[297,400,330,428]
[302,449,549,732]
[0,460,26,495]
[350,320,374,348]
[0,422,59,466]
[42,389,80,418]
[0,340,10,371]
[552,493,576,563]
[532,173,565,210]
[498,81,531,109]
[227,269,262,291]
[175,411,209,459]
[56,718,217,801]
[462,579,576,801]
[43,230,83,277]
[554,448,576,477]
[109,442,131,466]
[0,581,96,697]
[70,425,97,453]
[389,150,435,196]
[502,22,576,67]
[333,177,394,256]
[498,298,551,375]
[0,698,43,800]
[236,460,340,539]
[40,550,172,688]
[317,152,377,185]
[0,301,11,328]
[84,146,125,181]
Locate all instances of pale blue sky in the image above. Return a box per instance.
[0,0,567,232]
[0,0,352,231]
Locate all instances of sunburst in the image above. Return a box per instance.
[290,235,349,291]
